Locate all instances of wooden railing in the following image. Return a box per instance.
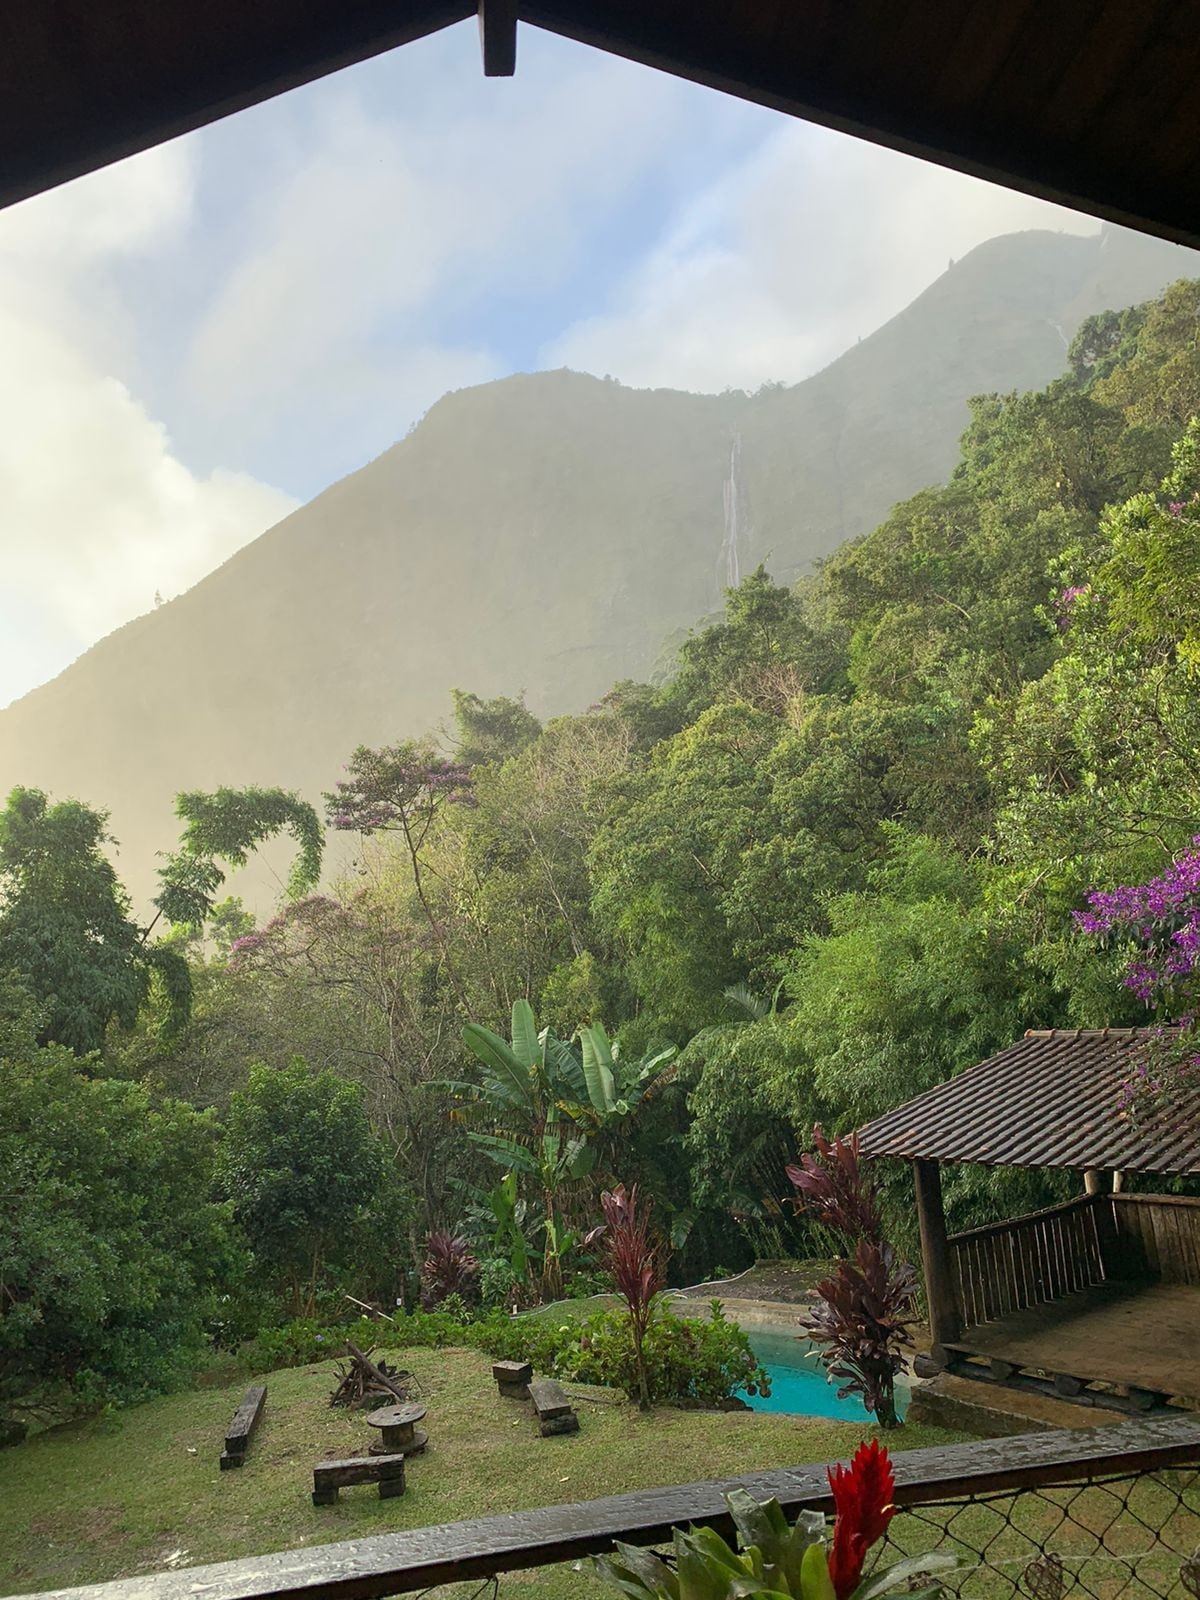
[948,1191,1200,1332]
[1109,1193,1200,1285]
[948,1193,1107,1332]
[6,1417,1199,1600]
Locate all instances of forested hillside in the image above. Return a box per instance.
[0,223,1189,910]
[5,269,1200,1435]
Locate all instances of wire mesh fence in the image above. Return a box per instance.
[880,1467,1200,1600]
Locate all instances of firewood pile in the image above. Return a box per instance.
[329,1341,422,1409]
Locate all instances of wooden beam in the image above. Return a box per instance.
[913,1157,961,1363]
[478,0,518,75]
[14,1418,1200,1600]
[0,1,475,213]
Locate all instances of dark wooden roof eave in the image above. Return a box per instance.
[855,1028,1200,1176]
[524,0,1200,251]
[4,1,1200,251]
[0,0,475,212]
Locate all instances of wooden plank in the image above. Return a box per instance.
[1037,1218,1058,1301]
[225,1386,267,1452]
[314,1456,407,1489]
[529,1379,573,1420]
[950,1243,971,1329]
[1066,1208,1086,1293]
[1017,1222,1036,1312]
[19,1417,1200,1600]
[221,1385,266,1468]
[938,1281,1200,1397]
[1015,1222,1038,1308]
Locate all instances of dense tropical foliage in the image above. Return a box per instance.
[4,277,1200,1429]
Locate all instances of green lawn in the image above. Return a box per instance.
[0,1345,962,1599]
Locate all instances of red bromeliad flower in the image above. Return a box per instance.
[826,1440,896,1599]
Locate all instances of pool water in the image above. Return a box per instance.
[737,1327,909,1421]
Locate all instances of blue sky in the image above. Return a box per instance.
[0,17,1117,707]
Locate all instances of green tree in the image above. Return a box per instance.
[0,983,233,1429]
[216,1058,386,1314]
[451,689,541,766]
[154,786,323,931]
[0,788,186,1054]
[0,784,323,1057]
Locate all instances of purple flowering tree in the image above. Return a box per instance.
[325,743,475,1004]
[1075,838,1200,1112]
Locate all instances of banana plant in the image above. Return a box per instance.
[577,1021,677,1124]
[460,1000,677,1133]
[458,1000,675,1299]
[487,1172,531,1287]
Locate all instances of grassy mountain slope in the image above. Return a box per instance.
[0,223,1192,909]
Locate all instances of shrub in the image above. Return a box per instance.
[420,1230,480,1309]
[479,1299,769,1406]
[240,1315,386,1372]
[477,1255,523,1310]
[565,1300,770,1406]
[234,1298,768,1409]
[0,1023,235,1426]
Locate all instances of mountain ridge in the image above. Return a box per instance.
[3,222,1194,908]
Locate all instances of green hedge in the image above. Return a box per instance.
[240,1298,771,1406]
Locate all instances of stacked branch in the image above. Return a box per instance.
[329,1342,420,1409]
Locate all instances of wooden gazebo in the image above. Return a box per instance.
[856,1028,1200,1410]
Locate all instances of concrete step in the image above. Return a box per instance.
[908,1372,1128,1436]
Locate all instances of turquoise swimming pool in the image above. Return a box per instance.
[737,1326,909,1421]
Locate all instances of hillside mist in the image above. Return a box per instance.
[1,223,1192,909]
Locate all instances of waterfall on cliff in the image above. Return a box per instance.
[719,433,749,591]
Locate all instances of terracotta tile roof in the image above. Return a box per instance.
[855,1029,1200,1175]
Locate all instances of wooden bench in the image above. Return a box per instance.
[312,1453,406,1504]
[528,1377,579,1437]
[219,1384,266,1470]
[493,1360,532,1400]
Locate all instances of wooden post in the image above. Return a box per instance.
[913,1158,960,1366]
[1084,1169,1101,1195]
[478,0,517,76]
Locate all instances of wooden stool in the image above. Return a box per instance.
[365,1401,428,1456]
[493,1360,533,1399]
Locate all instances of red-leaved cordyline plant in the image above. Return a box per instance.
[827,1440,897,1598]
[788,1127,918,1429]
[802,1241,918,1430]
[786,1126,883,1245]
[594,1184,665,1411]
[594,1438,959,1599]
[420,1229,480,1310]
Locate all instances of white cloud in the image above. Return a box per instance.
[546,121,1099,392]
[182,43,703,467]
[0,146,296,707]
